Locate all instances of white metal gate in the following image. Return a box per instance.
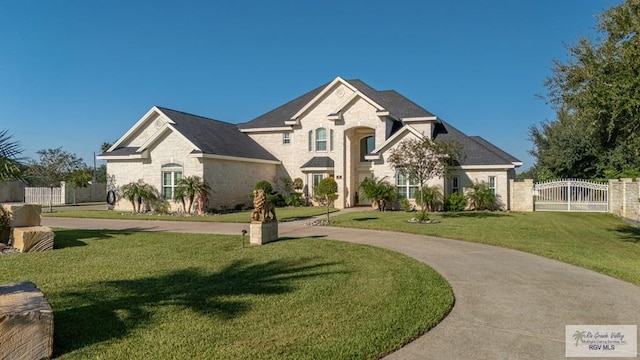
[534,179,608,212]
[24,187,64,206]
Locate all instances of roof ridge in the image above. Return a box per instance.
[155,106,229,125]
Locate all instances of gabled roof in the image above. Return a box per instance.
[432,121,521,167]
[99,107,278,163]
[300,157,334,169]
[238,78,436,130]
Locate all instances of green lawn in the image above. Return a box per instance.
[0,230,453,359]
[330,211,640,286]
[42,207,337,223]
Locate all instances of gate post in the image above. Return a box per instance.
[567,180,571,211]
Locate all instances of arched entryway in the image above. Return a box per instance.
[344,127,375,206]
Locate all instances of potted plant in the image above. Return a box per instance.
[0,206,11,244]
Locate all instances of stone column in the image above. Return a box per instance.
[250,220,278,245]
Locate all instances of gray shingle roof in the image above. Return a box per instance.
[156,107,278,162]
[98,147,140,157]
[300,157,334,169]
[345,80,435,119]
[432,121,520,166]
[238,78,435,129]
[237,82,329,129]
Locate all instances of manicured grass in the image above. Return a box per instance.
[330,211,640,286]
[42,207,337,223]
[0,230,453,359]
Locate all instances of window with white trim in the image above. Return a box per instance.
[283,132,291,144]
[452,176,460,194]
[397,173,419,199]
[316,128,327,151]
[161,163,183,200]
[308,130,313,151]
[330,129,334,151]
[488,176,496,194]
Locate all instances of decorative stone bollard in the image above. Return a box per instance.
[0,282,54,360]
[250,220,279,245]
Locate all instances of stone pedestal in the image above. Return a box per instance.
[0,282,54,360]
[250,221,278,245]
[11,226,55,253]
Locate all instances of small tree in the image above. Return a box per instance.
[29,148,84,212]
[388,137,461,220]
[359,176,397,211]
[68,168,92,205]
[313,177,338,222]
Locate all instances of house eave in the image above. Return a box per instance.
[300,167,334,172]
[96,153,148,160]
[402,116,438,122]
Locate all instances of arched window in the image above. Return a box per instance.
[316,128,327,151]
[360,136,375,161]
[161,163,183,200]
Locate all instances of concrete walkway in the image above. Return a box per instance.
[42,214,640,359]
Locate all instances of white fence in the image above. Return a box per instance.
[534,179,608,212]
[24,187,64,206]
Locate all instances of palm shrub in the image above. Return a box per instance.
[416,185,443,212]
[0,205,11,243]
[444,192,467,212]
[118,180,159,213]
[174,176,211,215]
[119,181,142,213]
[359,177,398,211]
[466,181,497,210]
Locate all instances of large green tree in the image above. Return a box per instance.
[531,0,640,178]
[388,137,461,220]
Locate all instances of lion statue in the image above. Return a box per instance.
[252,189,276,222]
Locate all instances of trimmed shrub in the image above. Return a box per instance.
[444,192,467,212]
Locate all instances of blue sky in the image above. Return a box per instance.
[0,0,622,171]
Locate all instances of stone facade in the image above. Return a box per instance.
[609,178,640,224]
[509,179,534,212]
[202,157,276,210]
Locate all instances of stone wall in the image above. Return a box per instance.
[509,179,534,212]
[61,182,106,204]
[609,178,640,225]
[0,182,25,203]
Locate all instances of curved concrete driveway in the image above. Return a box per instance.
[43,216,640,359]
